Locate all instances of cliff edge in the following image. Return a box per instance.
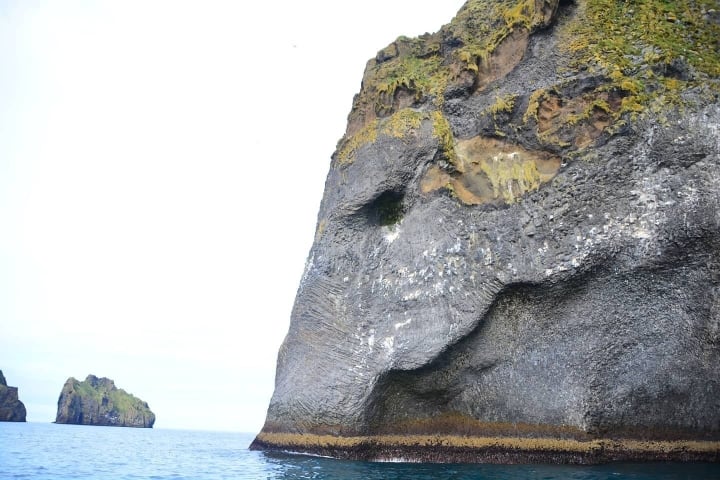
[0,370,27,422]
[55,375,155,428]
[252,0,720,463]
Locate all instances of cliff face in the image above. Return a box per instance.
[0,370,27,422]
[252,0,720,464]
[55,375,155,428]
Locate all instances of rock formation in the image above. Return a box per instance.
[251,0,720,464]
[0,370,27,422]
[55,375,155,428]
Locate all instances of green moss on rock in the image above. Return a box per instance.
[561,0,720,116]
[55,375,155,428]
[339,0,563,163]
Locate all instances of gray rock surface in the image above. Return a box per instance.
[253,0,720,463]
[0,370,27,422]
[56,375,155,428]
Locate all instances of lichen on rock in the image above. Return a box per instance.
[421,136,561,205]
[252,0,720,464]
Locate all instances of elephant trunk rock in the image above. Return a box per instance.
[252,0,720,464]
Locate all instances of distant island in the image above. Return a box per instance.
[55,375,155,428]
[0,370,27,422]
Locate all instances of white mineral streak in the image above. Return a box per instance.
[301,253,314,284]
[394,318,412,330]
[384,226,401,243]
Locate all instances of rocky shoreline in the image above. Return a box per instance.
[250,432,720,464]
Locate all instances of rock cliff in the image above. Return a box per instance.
[0,370,27,422]
[251,0,720,464]
[55,375,155,428]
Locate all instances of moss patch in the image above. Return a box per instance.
[334,0,719,200]
[527,86,627,148]
[341,0,561,142]
[336,109,459,166]
[381,108,425,139]
[565,0,720,78]
[421,136,561,205]
[560,0,720,117]
[335,119,379,165]
[431,111,458,166]
[451,0,557,75]
[67,376,150,419]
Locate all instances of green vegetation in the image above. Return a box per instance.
[375,53,446,111]
[431,111,458,167]
[381,108,425,138]
[337,0,561,167]
[479,155,542,203]
[451,0,552,73]
[335,0,720,212]
[367,0,557,110]
[336,119,379,165]
[523,88,547,123]
[566,0,720,77]
[561,0,720,116]
[69,377,147,416]
[489,94,518,117]
[337,109,459,166]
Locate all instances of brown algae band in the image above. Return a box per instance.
[252,432,720,464]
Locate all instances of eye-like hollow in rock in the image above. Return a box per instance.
[364,190,405,227]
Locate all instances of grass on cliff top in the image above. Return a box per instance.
[339,0,549,166]
[450,0,555,71]
[354,0,557,120]
[566,0,720,77]
[336,108,458,165]
[340,0,720,167]
[561,0,720,112]
[70,377,149,413]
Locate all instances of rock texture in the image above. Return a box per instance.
[0,370,27,422]
[56,375,155,428]
[252,0,720,464]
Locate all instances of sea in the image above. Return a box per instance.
[1,423,719,480]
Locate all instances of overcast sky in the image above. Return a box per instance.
[0,0,465,433]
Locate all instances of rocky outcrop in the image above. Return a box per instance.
[55,375,155,428]
[251,0,720,464]
[0,370,27,422]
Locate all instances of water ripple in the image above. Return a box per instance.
[0,423,718,479]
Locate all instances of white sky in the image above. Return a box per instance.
[0,0,465,433]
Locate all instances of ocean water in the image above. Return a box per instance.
[1,423,718,479]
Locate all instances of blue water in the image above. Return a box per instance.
[1,423,718,479]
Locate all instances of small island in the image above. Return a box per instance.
[0,370,27,422]
[55,375,155,428]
